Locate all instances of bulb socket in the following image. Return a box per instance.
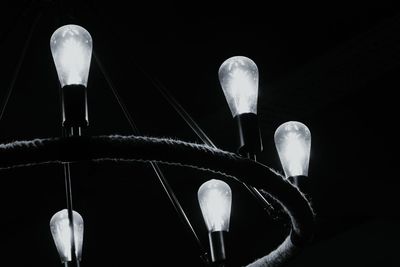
[61,84,89,129]
[235,113,263,156]
[208,231,227,263]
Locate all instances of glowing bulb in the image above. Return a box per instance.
[274,121,311,178]
[198,179,232,232]
[50,24,92,87]
[218,56,259,117]
[50,209,84,263]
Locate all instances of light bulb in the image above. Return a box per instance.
[198,179,232,232]
[274,121,311,178]
[50,24,93,88]
[218,56,259,117]
[50,209,84,263]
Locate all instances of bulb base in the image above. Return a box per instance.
[235,113,263,156]
[208,231,227,263]
[61,84,89,129]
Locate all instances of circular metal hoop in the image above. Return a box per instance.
[0,135,314,266]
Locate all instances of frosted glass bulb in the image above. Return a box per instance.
[198,179,232,232]
[274,121,311,178]
[50,209,84,263]
[218,56,259,117]
[50,24,92,87]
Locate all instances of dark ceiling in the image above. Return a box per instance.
[1,1,399,266]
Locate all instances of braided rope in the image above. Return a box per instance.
[0,135,314,266]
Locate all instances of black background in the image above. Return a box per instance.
[1,1,399,266]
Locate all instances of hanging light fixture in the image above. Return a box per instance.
[0,11,315,267]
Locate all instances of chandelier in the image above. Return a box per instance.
[0,10,315,267]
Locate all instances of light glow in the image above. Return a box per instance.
[274,121,311,178]
[218,56,259,117]
[50,209,84,263]
[50,24,92,87]
[198,179,232,232]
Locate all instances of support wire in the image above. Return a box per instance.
[93,52,209,263]
[0,8,42,123]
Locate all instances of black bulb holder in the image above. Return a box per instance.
[61,84,88,129]
[235,113,262,157]
[208,231,227,264]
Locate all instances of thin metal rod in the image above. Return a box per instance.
[63,127,81,265]
[152,79,217,148]
[0,10,42,123]
[93,52,208,258]
[245,153,275,212]
[63,162,77,262]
